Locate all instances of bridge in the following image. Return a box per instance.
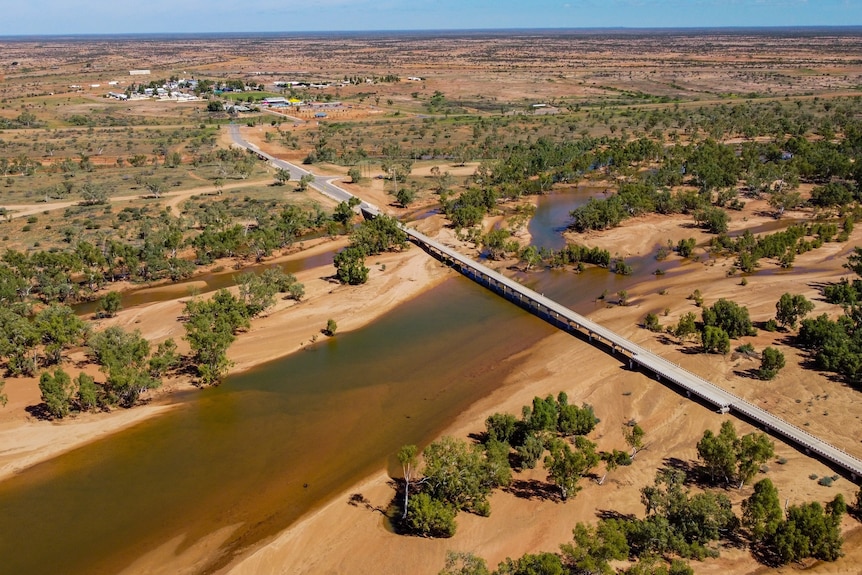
[229,125,862,482]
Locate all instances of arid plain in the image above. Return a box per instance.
[1,29,862,574]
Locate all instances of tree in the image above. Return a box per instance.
[0,308,38,376]
[404,492,457,538]
[701,325,730,354]
[397,444,418,519]
[735,431,774,487]
[775,293,814,329]
[75,372,99,412]
[333,246,369,285]
[0,379,6,407]
[96,291,122,318]
[771,497,845,564]
[543,437,599,500]
[296,173,315,192]
[396,187,417,208]
[148,338,179,378]
[496,553,565,575]
[324,318,337,336]
[697,420,738,484]
[35,304,89,365]
[674,312,698,342]
[561,521,628,575]
[702,298,755,338]
[236,271,279,317]
[348,166,362,184]
[844,246,862,277]
[758,347,786,380]
[274,168,291,186]
[485,412,518,444]
[624,423,646,458]
[88,326,158,407]
[39,367,74,418]
[742,478,783,541]
[206,100,224,112]
[422,436,499,513]
[643,313,662,332]
[183,290,249,385]
[79,182,108,205]
[438,551,489,575]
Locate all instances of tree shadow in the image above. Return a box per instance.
[504,478,560,502]
[347,492,386,514]
[25,403,53,421]
[661,457,699,485]
[733,368,762,380]
[596,509,636,521]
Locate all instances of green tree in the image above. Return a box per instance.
[75,372,99,412]
[396,187,417,208]
[735,431,774,487]
[702,298,755,338]
[422,436,500,513]
[274,168,291,186]
[88,326,158,407]
[543,437,599,500]
[0,308,38,376]
[516,432,545,470]
[148,338,179,378]
[347,166,362,184]
[674,312,698,342]
[758,347,786,381]
[742,478,783,541]
[438,551,490,575]
[496,553,564,575]
[324,318,337,336]
[333,246,369,285]
[296,173,315,192]
[624,423,646,458]
[771,496,845,564]
[35,304,89,365]
[96,291,122,318]
[696,420,738,484]
[775,293,814,330]
[643,312,662,332]
[183,290,249,385]
[485,412,518,444]
[701,325,730,354]
[404,492,457,538]
[236,271,279,317]
[39,367,74,418]
[560,520,629,575]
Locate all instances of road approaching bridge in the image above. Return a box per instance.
[229,125,862,482]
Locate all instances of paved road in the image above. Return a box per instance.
[228,124,862,481]
[228,124,381,213]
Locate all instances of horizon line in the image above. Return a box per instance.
[3,24,862,40]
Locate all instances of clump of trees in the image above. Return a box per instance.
[333,214,408,285]
[696,420,774,488]
[797,247,862,386]
[397,392,606,538]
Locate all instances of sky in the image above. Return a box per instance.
[1,0,861,36]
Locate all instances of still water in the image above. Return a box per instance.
[0,277,556,575]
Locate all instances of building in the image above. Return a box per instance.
[129,69,151,76]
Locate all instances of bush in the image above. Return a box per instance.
[643,313,662,332]
[404,492,457,537]
[758,347,786,380]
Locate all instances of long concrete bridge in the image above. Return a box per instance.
[230,125,862,482]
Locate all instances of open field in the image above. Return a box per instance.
[1,29,862,574]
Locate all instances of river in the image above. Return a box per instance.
[0,277,558,575]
